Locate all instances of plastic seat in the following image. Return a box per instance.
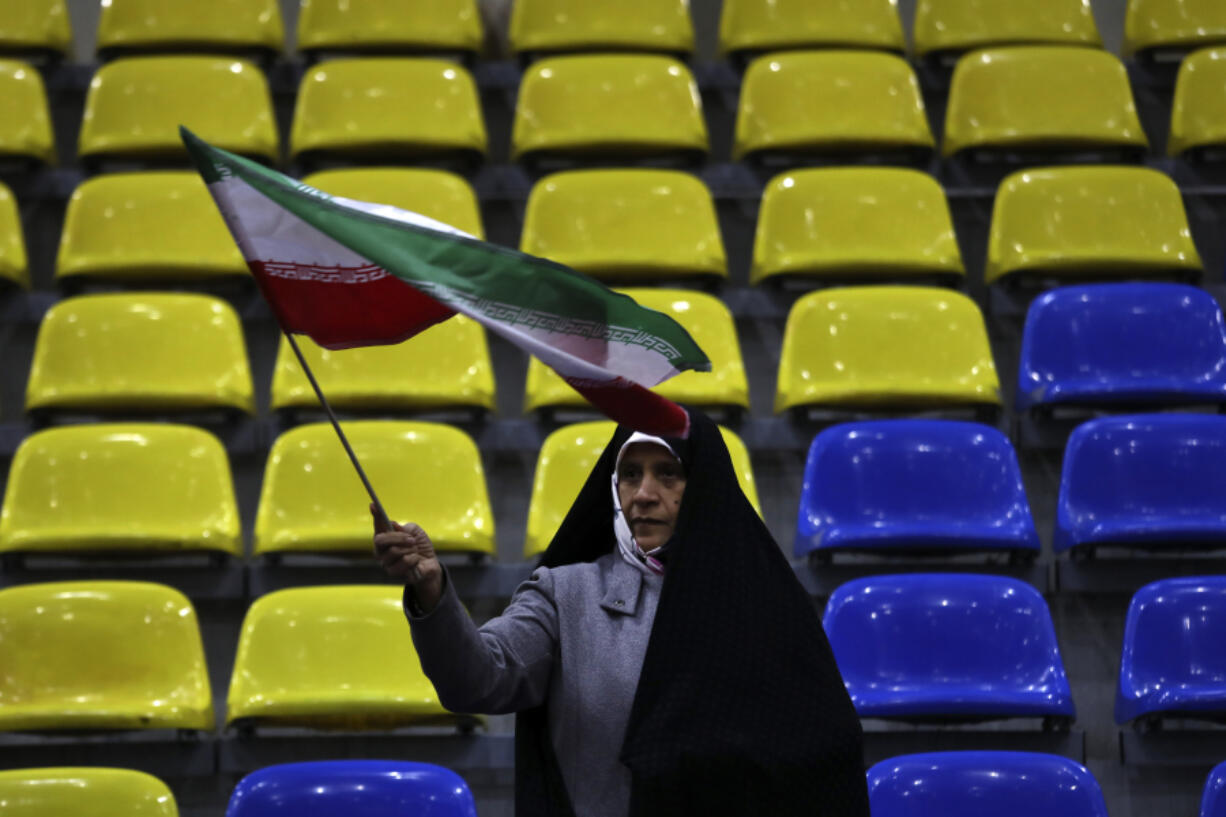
[520,169,726,283]
[0,59,54,165]
[914,0,1102,59]
[986,166,1202,285]
[796,420,1039,560]
[943,47,1147,158]
[1016,283,1226,412]
[0,768,178,817]
[751,167,963,286]
[56,172,248,283]
[511,0,692,55]
[512,54,707,163]
[1169,47,1226,157]
[823,574,1075,720]
[523,288,748,415]
[297,0,483,57]
[867,752,1109,817]
[269,319,495,415]
[96,0,284,58]
[0,581,214,731]
[0,0,72,60]
[225,761,477,817]
[25,293,255,416]
[719,0,905,57]
[254,421,494,557]
[290,58,486,165]
[78,56,278,166]
[1116,577,1226,724]
[523,421,761,557]
[302,168,484,238]
[775,287,1001,413]
[1204,761,1226,817]
[0,181,28,288]
[1124,0,1226,57]
[734,51,933,162]
[226,586,461,729]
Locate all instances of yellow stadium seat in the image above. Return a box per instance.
[56,172,247,283]
[512,54,708,163]
[0,59,54,165]
[0,581,214,731]
[290,58,486,165]
[1168,46,1226,157]
[25,293,255,416]
[297,0,483,56]
[96,0,283,58]
[254,421,494,556]
[914,0,1101,58]
[751,167,964,286]
[520,169,726,282]
[986,166,1202,285]
[523,421,761,557]
[269,319,496,415]
[0,0,72,59]
[943,46,1147,158]
[0,181,28,288]
[227,585,462,730]
[719,0,905,57]
[524,288,748,415]
[510,0,693,56]
[78,56,278,166]
[0,768,178,817]
[1124,0,1226,57]
[0,424,241,557]
[733,51,933,161]
[302,168,484,237]
[775,286,1001,412]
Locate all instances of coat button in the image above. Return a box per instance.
[614,599,624,607]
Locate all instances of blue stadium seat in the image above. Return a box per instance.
[1017,283,1226,413]
[796,420,1040,560]
[1204,760,1226,817]
[225,760,478,817]
[824,574,1074,720]
[1116,577,1226,725]
[1056,414,1226,554]
[867,751,1109,817]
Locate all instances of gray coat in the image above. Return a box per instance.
[406,551,662,817]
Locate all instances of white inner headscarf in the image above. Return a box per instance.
[612,431,679,576]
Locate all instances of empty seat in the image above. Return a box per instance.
[824,573,1075,720]
[1116,577,1226,724]
[796,420,1040,560]
[734,51,933,162]
[512,54,707,164]
[775,286,1001,413]
[56,172,248,284]
[1124,0,1226,57]
[78,56,278,166]
[867,751,1109,817]
[751,167,963,286]
[290,58,486,165]
[523,288,748,415]
[302,168,484,237]
[1204,761,1226,817]
[0,180,28,288]
[523,421,761,557]
[225,761,477,817]
[0,59,54,165]
[986,166,1202,285]
[0,581,214,731]
[25,293,255,416]
[1016,283,1226,413]
[719,0,905,57]
[254,421,494,557]
[914,0,1102,59]
[0,768,178,817]
[510,0,693,56]
[297,0,483,57]
[0,0,72,60]
[521,169,726,282]
[943,47,1147,158]
[96,0,283,58]
[226,586,461,729]
[1169,46,1226,157]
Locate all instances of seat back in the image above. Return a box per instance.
[297,0,481,55]
[1169,46,1226,157]
[0,581,214,731]
[1125,0,1226,57]
[1203,760,1226,817]
[510,0,693,55]
[914,0,1101,57]
[719,0,905,56]
[96,0,283,57]
[0,768,178,817]
[0,0,72,58]
[0,59,54,165]
[0,180,28,288]
[823,573,1074,719]
[302,168,484,238]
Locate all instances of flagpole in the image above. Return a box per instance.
[283,331,394,533]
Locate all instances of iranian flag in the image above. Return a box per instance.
[181,128,709,437]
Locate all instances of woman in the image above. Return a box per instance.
[374,409,869,817]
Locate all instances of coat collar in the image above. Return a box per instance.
[600,554,648,616]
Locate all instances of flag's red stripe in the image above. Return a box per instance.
[567,377,691,438]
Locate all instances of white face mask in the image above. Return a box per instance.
[612,432,679,576]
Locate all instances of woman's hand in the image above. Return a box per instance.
[372,504,444,613]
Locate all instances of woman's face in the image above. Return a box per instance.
[616,442,686,551]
